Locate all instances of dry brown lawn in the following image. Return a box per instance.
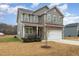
[0,41,79,56]
[0,35,79,56]
[0,35,15,38]
[64,37,79,40]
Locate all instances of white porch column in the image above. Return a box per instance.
[36,26,38,36]
[23,24,25,38]
[43,25,47,40]
[62,27,64,39]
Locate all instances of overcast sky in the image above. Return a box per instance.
[0,3,79,25]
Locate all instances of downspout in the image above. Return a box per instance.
[36,26,38,37]
[43,12,48,46]
[62,16,64,40]
[41,12,51,48]
[36,16,38,37]
[43,13,47,40]
[76,24,79,37]
[62,26,64,40]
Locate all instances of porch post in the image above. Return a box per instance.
[62,27,64,39]
[43,14,47,40]
[36,26,38,36]
[23,24,25,38]
[44,24,47,40]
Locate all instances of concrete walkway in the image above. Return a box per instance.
[47,39,79,46]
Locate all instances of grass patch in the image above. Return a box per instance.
[0,42,79,56]
[0,35,21,42]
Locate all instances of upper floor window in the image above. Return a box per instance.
[22,13,29,22]
[29,15,38,23]
[51,14,54,24]
[20,13,23,21]
[59,16,63,24]
[53,15,57,24]
[55,16,63,25]
[22,13,25,21]
[47,13,51,23]
[35,16,38,23]
[24,14,29,22]
[30,15,33,22]
[38,16,43,24]
[33,15,36,23]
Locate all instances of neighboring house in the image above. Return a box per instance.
[0,32,4,36]
[64,23,79,37]
[17,6,64,41]
[0,29,4,36]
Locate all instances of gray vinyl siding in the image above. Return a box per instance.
[17,11,25,38]
[64,26,77,37]
[77,24,79,31]
[46,13,51,23]
[46,8,63,25]
[23,14,29,22]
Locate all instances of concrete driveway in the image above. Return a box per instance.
[47,39,79,46]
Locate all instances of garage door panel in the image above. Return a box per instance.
[47,30,62,40]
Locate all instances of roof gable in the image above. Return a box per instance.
[47,6,64,17]
[34,6,49,12]
[17,6,64,17]
[65,23,79,27]
[18,8,33,14]
[33,6,49,15]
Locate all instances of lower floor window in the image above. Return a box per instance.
[25,27,33,34]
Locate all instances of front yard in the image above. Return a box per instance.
[0,35,79,56]
[0,35,21,42]
[64,37,79,40]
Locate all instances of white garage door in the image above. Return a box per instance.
[47,29,62,40]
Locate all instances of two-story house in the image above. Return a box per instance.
[17,6,64,41]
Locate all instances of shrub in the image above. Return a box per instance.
[22,34,42,42]
[14,36,17,38]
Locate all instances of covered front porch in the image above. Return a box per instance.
[23,26,43,42]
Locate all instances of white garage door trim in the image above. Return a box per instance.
[47,29,62,40]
